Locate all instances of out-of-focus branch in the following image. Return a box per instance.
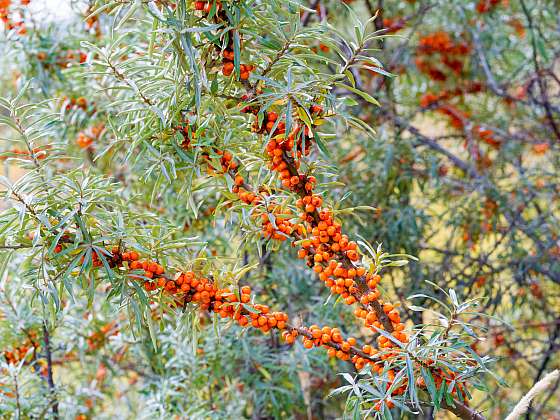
[442,399,486,420]
[42,321,59,420]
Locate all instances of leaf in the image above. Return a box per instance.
[146,307,159,352]
[361,64,394,78]
[181,23,224,33]
[449,289,459,306]
[233,30,241,79]
[314,131,331,158]
[335,82,380,106]
[421,368,439,409]
[345,69,356,88]
[115,2,138,31]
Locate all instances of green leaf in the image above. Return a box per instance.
[337,82,380,106]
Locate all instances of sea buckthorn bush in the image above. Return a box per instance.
[0,0,558,419]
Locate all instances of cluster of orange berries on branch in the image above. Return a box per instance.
[80,245,292,339]
[203,148,239,175]
[310,43,331,54]
[299,326,354,359]
[216,34,254,80]
[472,125,501,149]
[193,1,253,80]
[0,0,30,35]
[86,322,119,351]
[174,120,197,150]
[37,49,88,68]
[194,0,221,15]
[123,251,168,291]
[61,96,96,113]
[382,17,406,34]
[212,286,289,332]
[76,124,104,149]
[291,171,407,348]
[417,31,470,56]
[55,243,467,404]
[431,103,501,152]
[82,250,103,267]
[0,145,50,161]
[2,333,38,365]
[419,84,502,149]
[232,176,260,205]
[259,208,298,241]
[419,82,484,108]
[232,168,303,242]
[241,100,409,349]
[221,55,254,81]
[256,110,284,136]
[84,6,101,36]
[125,252,291,334]
[281,324,406,392]
[356,302,407,344]
[476,0,506,14]
[532,142,550,155]
[299,225,364,293]
[263,124,321,193]
[416,31,471,81]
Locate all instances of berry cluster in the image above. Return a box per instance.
[419,86,501,150]
[126,254,387,373]
[76,124,104,149]
[194,0,221,15]
[2,333,38,365]
[0,0,30,35]
[416,31,471,81]
[203,149,239,175]
[300,325,356,358]
[0,145,49,161]
[417,31,470,56]
[76,132,93,149]
[296,208,408,346]
[61,96,96,113]
[86,322,119,351]
[124,252,166,291]
[382,17,406,34]
[37,49,88,68]
[193,0,255,80]
[259,208,297,241]
[82,250,103,267]
[51,238,469,407]
[476,0,503,13]
[233,169,301,241]
[175,121,197,150]
[262,108,323,194]
[280,323,406,400]
[434,103,501,154]
[241,100,409,354]
[123,250,291,334]
[419,82,484,108]
[220,50,254,80]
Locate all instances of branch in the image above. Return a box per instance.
[42,321,59,419]
[301,0,321,27]
[519,0,560,142]
[381,110,479,178]
[442,399,486,420]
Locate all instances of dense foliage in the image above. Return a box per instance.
[0,0,558,419]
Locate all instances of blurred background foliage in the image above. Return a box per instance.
[0,0,558,419]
